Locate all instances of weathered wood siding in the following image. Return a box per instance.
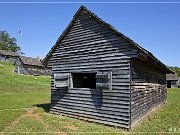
[48,11,138,128]
[130,59,166,127]
[14,59,51,76]
[14,63,29,75]
[0,55,18,63]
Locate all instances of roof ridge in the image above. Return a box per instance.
[0,49,19,56]
[19,55,43,67]
[20,56,39,59]
[77,6,173,73]
[42,6,173,73]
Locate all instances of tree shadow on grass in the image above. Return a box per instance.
[33,103,50,112]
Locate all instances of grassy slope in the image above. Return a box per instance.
[0,62,50,131]
[0,62,50,92]
[0,62,180,134]
[0,62,123,134]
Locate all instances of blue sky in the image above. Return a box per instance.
[0,1,180,66]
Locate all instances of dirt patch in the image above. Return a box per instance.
[22,109,50,128]
[64,125,78,131]
[23,109,42,121]
[2,108,67,134]
[6,115,22,127]
[1,108,28,131]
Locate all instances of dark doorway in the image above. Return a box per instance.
[167,80,171,88]
[72,73,96,89]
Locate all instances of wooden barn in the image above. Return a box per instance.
[43,6,173,129]
[0,49,19,63]
[166,74,178,88]
[14,56,50,76]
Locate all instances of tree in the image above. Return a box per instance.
[0,31,24,54]
[169,66,180,77]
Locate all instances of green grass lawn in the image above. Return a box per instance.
[0,62,180,134]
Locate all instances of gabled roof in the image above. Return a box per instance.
[20,56,43,67]
[0,49,18,57]
[42,5,173,74]
[166,74,178,81]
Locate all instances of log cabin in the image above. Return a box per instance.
[0,49,19,63]
[42,6,173,129]
[0,50,50,76]
[14,56,50,76]
[166,74,178,88]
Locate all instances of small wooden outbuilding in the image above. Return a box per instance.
[166,74,178,88]
[43,6,173,129]
[14,56,50,76]
[0,49,19,63]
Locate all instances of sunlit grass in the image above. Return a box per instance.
[0,62,179,134]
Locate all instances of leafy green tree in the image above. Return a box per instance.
[169,66,180,77]
[0,31,23,54]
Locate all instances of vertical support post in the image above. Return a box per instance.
[18,65,20,74]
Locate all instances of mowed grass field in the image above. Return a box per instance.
[0,62,180,135]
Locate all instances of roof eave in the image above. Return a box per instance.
[42,6,86,66]
[137,50,174,74]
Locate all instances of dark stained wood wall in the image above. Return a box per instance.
[47,9,167,129]
[48,11,138,128]
[14,60,51,76]
[130,59,167,127]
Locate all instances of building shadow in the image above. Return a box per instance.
[33,103,51,112]
[90,89,103,109]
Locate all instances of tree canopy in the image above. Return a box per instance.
[0,31,23,54]
[169,66,180,77]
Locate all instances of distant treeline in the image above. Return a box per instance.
[169,67,180,77]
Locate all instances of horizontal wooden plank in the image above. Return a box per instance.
[51,51,136,63]
[53,60,130,68]
[131,100,166,122]
[51,96,130,105]
[133,96,166,108]
[131,96,166,112]
[51,110,130,128]
[59,39,130,51]
[51,92,130,101]
[49,55,133,66]
[52,64,130,71]
[50,106,130,123]
[51,103,130,117]
[51,98,130,109]
[51,100,130,113]
[53,49,136,59]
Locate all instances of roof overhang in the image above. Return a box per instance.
[136,50,174,74]
[42,5,174,74]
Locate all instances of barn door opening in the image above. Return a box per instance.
[167,80,171,88]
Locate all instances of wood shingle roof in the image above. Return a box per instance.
[166,74,178,81]
[0,49,18,57]
[20,56,43,67]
